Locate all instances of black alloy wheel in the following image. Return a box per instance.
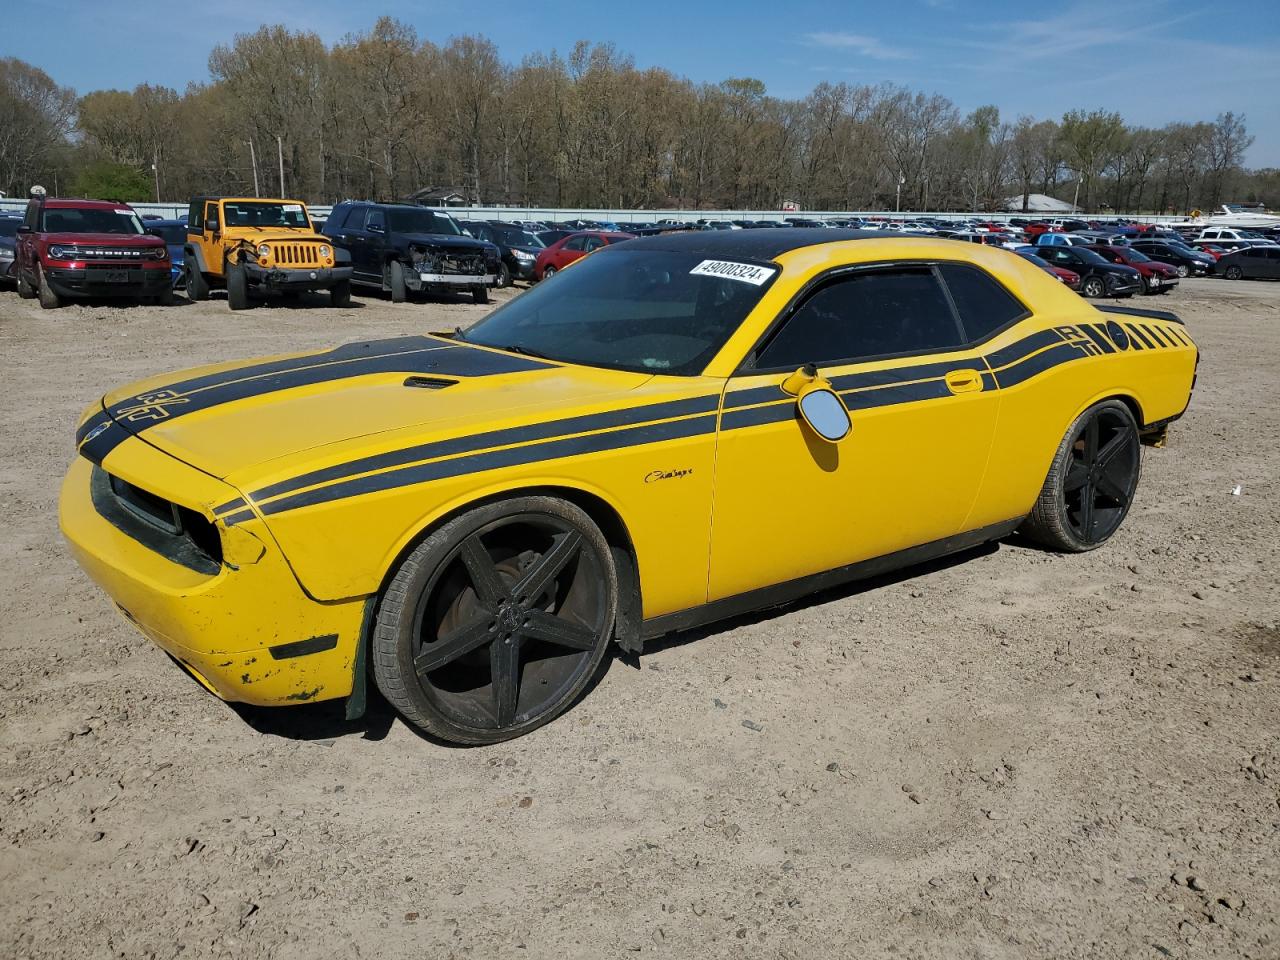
[372,497,617,744]
[1224,265,1243,280]
[1020,400,1141,552]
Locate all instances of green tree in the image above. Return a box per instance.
[71,160,153,201]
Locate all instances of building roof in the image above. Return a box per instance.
[1002,193,1079,213]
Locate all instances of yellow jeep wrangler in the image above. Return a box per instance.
[183,197,353,310]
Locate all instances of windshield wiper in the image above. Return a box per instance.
[495,343,552,360]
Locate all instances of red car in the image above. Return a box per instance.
[1085,244,1178,295]
[15,195,172,308]
[1189,241,1228,261]
[535,231,635,280]
[1023,222,1064,238]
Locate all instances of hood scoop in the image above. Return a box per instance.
[403,375,457,390]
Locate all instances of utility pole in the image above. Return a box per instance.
[247,140,260,197]
[152,145,160,203]
[1072,177,1082,214]
[277,136,285,198]
[896,172,905,213]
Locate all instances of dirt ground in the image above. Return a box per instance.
[1,276,1278,960]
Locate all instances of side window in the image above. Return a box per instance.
[564,236,587,252]
[204,201,219,230]
[326,206,349,230]
[756,269,962,369]
[188,200,204,231]
[938,264,1028,342]
[584,237,605,252]
[364,208,386,232]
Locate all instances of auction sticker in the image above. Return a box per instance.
[689,260,776,285]
[283,204,303,213]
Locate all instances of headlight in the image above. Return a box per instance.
[318,245,330,259]
[150,247,168,261]
[512,249,534,261]
[257,243,271,258]
[48,244,72,260]
[0,247,13,260]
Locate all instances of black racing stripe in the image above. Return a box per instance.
[721,402,794,431]
[985,329,1066,370]
[723,385,785,409]
[106,343,553,438]
[981,371,998,391]
[1125,323,1156,349]
[78,421,129,465]
[1122,323,1145,350]
[829,359,958,391]
[213,498,246,515]
[1168,327,1192,346]
[261,414,717,517]
[992,341,1081,389]
[75,410,112,445]
[142,336,456,397]
[843,379,951,409]
[248,394,719,505]
[221,508,257,527]
[1079,324,1116,354]
[1140,324,1171,348]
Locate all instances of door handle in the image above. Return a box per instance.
[944,368,985,394]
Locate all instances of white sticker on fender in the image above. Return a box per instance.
[689,259,776,285]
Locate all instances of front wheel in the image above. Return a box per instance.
[186,261,209,300]
[372,496,618,744]
[497,262,512,288]
[331,278,352,308]
[16,270,36,299]
[1019,400,1141,553]
[1224,265,1243,281]
[226,263,250,310]
[471,285,489,305]
[1176,264,1189,278]
[388,261,407,303]
[1081,276,1105,298]
[541,265,557,281]
[36,265,61,309]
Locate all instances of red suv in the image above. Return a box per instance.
[1085,244,1178,295]
[15,196,172,309]
[535,231,634,280]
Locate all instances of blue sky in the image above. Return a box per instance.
[7,0,1280,166]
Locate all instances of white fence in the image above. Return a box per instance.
[0,198,1188,225]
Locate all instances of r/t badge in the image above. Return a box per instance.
[117,390,189,422]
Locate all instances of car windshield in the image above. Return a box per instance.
[386,207,462,236]
[41,207,145,234]
[1121,248,1150,263]
[1073,248,1109,265]
[460,248,777,375]
[490,225,544,248]
[223,202,311,229]
[0,219,20,238]
[151,224,186,244]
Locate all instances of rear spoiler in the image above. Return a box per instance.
[1095,303,1184,326]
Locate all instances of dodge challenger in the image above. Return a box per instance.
[61,230,1199,744]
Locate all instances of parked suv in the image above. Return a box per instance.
[322,202,500,303]
[184,196,352,310]
[456,219,544,286]
[1030,245,1143,298]
[15,195,172,308]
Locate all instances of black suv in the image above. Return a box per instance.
[1034,245,1143,298]
[456,220,544,287]
[322,202,500,303]
[1127,239,1213,277]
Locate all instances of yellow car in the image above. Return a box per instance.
[60,231,1198,744]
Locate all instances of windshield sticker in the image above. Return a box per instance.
[689,260,776,286]
[283,204,303,213]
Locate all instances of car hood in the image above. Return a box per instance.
[44,232,164,247]
[84,335,653,491]
[399,232,491,252]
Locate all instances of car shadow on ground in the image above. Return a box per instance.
[229,694,396,743]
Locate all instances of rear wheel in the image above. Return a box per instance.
[497,262,512,288]
[471,284,489,305]
[388,261,407,303]
[36,265,61,309]
[331,279,352,308]
[186,260,209,300]
[372,496,617,744]
[1176,264,1189,278]
[1224,265,1243,281]
[1081,276,1105,298]
[1019,400,1141,553]
[226,263,250,310]
[542,265,557,280]
[16,270,35,299]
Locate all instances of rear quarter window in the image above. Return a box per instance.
[937,264,1029,343]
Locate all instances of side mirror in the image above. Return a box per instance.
[797,387,851,442]
[207,218,219,233]
[17,224,30,234]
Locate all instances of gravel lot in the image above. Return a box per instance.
[1,278,1277,960]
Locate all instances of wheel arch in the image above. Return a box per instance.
[372,481,644,654]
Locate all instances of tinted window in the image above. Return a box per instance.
[41,207,145,234]
[0,219,19,238]
[938,264,1027,342]
[222,202,310,229]
[564,236,587,252]
[757,269,962,369]
[385,207,462,235]
[364,208,385,231]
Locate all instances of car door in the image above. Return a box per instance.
[356,207,388,280]
[557,235,588,269]
[707,263,1004,602]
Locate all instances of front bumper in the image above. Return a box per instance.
[408,271,497,290]
[508,259,536,280]
[243,264,353,290]
[1105,276,1143,297]
[60,452,366,707]
[46,266,171,298]
[1142,273,1178,292]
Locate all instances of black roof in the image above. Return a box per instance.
[617,228,883,261]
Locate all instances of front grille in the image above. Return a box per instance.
[91,467,223,574]
[275,243,322,266]
[58,246,149,261]
[421,252,485,275]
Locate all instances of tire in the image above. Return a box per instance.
[16,270,36,299]
[471,285,489,305]
[542,265,557,280]
[226,263,250,310]
[186,260,209,301]
[36,265,61,310]
[330,278,352,308]
[1081,276,1105,298]
[1224,265,1243,281]
[1019,400,1141,553]
[388,261,407,303]
[1176,264,1189,278]
[497,262,512,288]
[372,496,618,745]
